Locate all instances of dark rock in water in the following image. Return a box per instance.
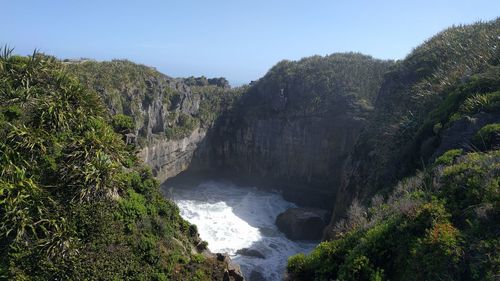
[236,248,265,259]
[276,208,328,240]
[250,270,266,281]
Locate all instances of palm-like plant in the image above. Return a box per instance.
[0,166,55,246]
[0,47,127,273]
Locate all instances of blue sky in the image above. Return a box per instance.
[3,1,499,85]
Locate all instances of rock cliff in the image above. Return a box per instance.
[67,60,235,182]
[203,54,393,207]
[138,127,207,181]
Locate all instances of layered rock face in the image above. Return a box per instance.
[138,128,207,182]
[205,54,393,206]
[69,56,393,207]
[67,61,231,182]
[210,114,365,207]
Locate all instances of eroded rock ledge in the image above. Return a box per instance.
[139,128,207,182]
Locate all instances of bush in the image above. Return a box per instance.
[165,113,200,140]
[2,105,22,121]
[460,91,500,115]
[288,150,499,280]
[287,253,308,278]
[0,48,240,280]
[112,113,135,134]
[434,149,463,166]
[473,123,500,150]
[138,234,159,265]
[119,188,148,221]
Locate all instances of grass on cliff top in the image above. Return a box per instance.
[237,52,394,118]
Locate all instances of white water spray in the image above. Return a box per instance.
[171,181,317,281]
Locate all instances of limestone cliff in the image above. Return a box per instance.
[202,54,393,207]
[67,60,234,182]
[139,128,207,181]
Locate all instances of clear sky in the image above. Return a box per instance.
[3,1,499,85]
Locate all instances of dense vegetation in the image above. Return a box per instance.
[0,50,227,280]
[182,76,230,89]
[236,53,393,118]
[338,19,500,206]
[288,149,499,280]
[288,19,500,281]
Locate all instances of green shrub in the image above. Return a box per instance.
[112,113,135,134]
[473,123,500,150]
[138,234,159,265]
[440,151,500,217]
[119,188,148,221]
[0,48,236,280]
[460,91,500,115]
[434,149,463,166]
[287,253,308,278]
[191,253,205,264]
[2,105,22,121]
[289,149,499,280]
[165,113,200,139]
[409,222,462,280]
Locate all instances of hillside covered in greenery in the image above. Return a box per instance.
[288,19,500,281]
[288,149,499,280]
[63,59,244,183]
[0,50,233,280]
[333,19,500,213]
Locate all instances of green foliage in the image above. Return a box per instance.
[2,105,21,121]
[460,91,500,115]
[196,85,245,127]
[239,53,393,118]
[434,149,463,166]
[0,49,224,280]
[65,59,162,142]
[289,150,499,281]
[67,59,240,143]
[119,188,148,222]
[342,19,500,204]
[112,113,135,134]
[165,113,200,139]
[473,123,500,150]
[292,28,500,277]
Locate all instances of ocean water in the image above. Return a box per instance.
[170,180,317,281]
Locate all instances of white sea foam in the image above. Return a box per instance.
[172,181,317,281]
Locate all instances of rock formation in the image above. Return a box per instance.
[275,208,329,240]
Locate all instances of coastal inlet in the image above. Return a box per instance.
[165,181,317,281]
